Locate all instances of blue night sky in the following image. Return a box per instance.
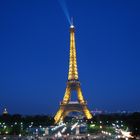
[0,0,140,115]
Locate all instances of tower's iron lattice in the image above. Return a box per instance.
[54,23,93,123]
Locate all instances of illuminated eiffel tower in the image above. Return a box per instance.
[54,21,92,124]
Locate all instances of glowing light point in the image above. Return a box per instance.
[70,24,74,28]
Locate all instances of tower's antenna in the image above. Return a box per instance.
[70,17,74,28]
[71,17,73,25]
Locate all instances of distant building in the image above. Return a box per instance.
[91,108,102,115]
[3,108,8,115]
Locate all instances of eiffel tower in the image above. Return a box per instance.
[54,21,92,124]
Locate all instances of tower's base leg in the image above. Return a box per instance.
[82,106,92,119]
[54,108,64,124]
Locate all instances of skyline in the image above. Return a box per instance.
[0,0,140,115]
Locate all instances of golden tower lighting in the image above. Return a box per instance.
[54,21,93,123]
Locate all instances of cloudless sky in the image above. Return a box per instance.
[0,0,140,115]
